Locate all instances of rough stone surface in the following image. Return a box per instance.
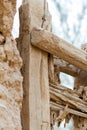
[0,0,16,36]
[0,0,23,130]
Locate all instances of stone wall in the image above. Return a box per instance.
[0,0,23,129]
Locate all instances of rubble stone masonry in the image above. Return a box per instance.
[0,0,23,129]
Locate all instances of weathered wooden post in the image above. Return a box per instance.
[18,0,51,130]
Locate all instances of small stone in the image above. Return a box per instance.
[0,46,6,61]
[0,34,4,44]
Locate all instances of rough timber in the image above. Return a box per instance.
[1,0,87,130]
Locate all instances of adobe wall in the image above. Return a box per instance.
[0,0,23,129]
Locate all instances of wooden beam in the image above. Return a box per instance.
[48,54,54,83]
[31,28,87,72]
[50,101,87,118]
[50,83,80,97]
[50,83,87,113]
[54,56,78,77]
[19,1,51,130]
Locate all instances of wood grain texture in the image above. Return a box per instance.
[54,56,78,77]
[50,83,87,115]
[19,1,51,130]
[50,102,87,118]
[31,28,87,72]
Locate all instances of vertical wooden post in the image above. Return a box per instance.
[19,0,51,130]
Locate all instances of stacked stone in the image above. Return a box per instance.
[0,0,23,130]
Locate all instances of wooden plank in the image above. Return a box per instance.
[50,91,87,112]
[48,54,54,83]
[50,84,87,113]
[50,83,80,97]
[50,101,87,118]
[54,56,78,77]
[31,28,87,72]
[19,1,51,130]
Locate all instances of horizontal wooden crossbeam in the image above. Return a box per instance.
[54,56,78,77]
[50,83,87,118]
[50,101,87,118]
[31,28,87,72]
